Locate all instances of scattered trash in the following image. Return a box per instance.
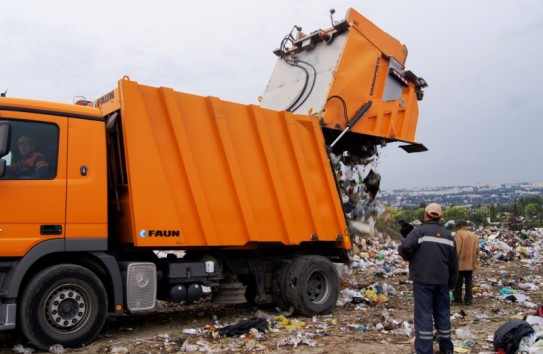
[493,319,534,354]
[348,324,373,332]
[48,344,64,354]
[455,326,474,340]
[180,340,199,352]
[216,317,269,337]
[6,211,542,353]
[273,315,306,331]
[182,328,200,335]
[12,345,35,354]
[276,330,318,348]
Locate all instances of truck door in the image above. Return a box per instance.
[0,114,67,257]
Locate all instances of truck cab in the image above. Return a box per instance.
[0,100,108,258]
[0,102,117,348]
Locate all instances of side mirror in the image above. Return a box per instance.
[0,122,11,157]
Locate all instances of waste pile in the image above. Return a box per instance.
[60,225,541,354]
[341,222,543,353]
[10,226,543,353]
[7,150,543,353]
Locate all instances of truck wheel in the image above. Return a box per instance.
[284,255,339,316]
[18,264,108,350]
[271,260,292,311]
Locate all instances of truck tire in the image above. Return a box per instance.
[18,264,108,350]
[283,255,339,316]
[271,260,292,311]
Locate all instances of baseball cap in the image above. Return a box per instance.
[425,203,442,218]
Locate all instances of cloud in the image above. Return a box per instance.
[0,0,541,189]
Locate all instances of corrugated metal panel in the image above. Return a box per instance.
[117,80,348,248]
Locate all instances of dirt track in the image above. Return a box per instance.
[2,253,542,354]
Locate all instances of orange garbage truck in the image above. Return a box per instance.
[0,8,427,350]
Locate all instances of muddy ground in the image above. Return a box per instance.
[1,255,542,354]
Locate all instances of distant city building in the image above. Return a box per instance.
[379,182,543,208]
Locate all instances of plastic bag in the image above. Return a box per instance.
[217,317,269,336]
[455,326,474,340]
[529,336,543,353]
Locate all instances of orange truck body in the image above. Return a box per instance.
[261,8,426,150]
[108,79,350,249]
[0,8,426,350]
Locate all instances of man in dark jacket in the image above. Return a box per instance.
[399,203,458,354]
[398,219,415,238]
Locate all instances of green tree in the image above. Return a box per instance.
[470,210,487,226]
[415,207,426,222]
[489,204,497,222]
[524,203,540,218]
[392,207,423,224]
[391,208,407,221]
[442,206,470,223]
[519,195,542,207]
[511,200,522,231]
[496,203,512,213]
[524,219,541,229]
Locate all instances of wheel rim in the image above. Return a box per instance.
[306,269,331,304]
[44,284,91,333]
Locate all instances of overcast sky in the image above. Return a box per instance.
[1,1,542,190]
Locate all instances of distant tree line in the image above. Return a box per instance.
[380,195,542,231]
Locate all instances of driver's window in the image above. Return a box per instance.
[1,120,59,180]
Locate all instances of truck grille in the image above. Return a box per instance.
[125,262,156,312]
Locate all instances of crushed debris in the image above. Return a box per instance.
[3,225,543,353]
[2,151,542,353]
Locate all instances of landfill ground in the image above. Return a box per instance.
[2,230,543,354]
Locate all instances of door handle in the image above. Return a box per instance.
[40,225,62,235]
